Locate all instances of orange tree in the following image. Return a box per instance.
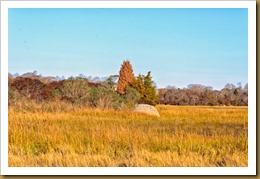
[117,60,135,95]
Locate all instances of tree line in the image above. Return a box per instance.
[158,83,248,106]
[8,60,248,108]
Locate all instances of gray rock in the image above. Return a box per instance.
[134,104,160,117]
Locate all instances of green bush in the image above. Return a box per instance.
[8,87,23,106]
[121,87,140,109]
[8,88,15,100]
[59,79,91,105]
[88,87,121,109]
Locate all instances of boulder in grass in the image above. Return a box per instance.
[134,104,160,117]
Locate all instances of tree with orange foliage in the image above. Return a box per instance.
[117,60,135,95]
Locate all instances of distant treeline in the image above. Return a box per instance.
[8,71,248,107]
[158,84,248,106]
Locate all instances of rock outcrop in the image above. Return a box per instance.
[134,104,160,117]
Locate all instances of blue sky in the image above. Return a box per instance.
[8,8,248,89]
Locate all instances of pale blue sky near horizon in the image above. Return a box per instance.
[8,8,248,89]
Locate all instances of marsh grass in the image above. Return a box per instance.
[8,104,248,167]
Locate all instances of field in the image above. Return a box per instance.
[8,104,248,167]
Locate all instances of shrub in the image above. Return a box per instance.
[8,88,15,100]
[8,87,26,106]
[88,87,121,109]
[121,87,140,109]
[10,77,52,102]
[59,78,91,105]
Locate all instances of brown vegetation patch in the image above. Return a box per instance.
[10,77,53,101]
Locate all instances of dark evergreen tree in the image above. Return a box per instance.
[131,74,145,98]
[131,71,158,106]
[143,71,158,105]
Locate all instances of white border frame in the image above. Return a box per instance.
[1,1,256,175]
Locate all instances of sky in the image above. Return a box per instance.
[8,8,248,90]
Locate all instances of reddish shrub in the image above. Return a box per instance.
[10,77,53,101]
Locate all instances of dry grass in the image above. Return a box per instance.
[8,104,248,167]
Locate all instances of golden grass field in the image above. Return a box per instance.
[8,103,248,167]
